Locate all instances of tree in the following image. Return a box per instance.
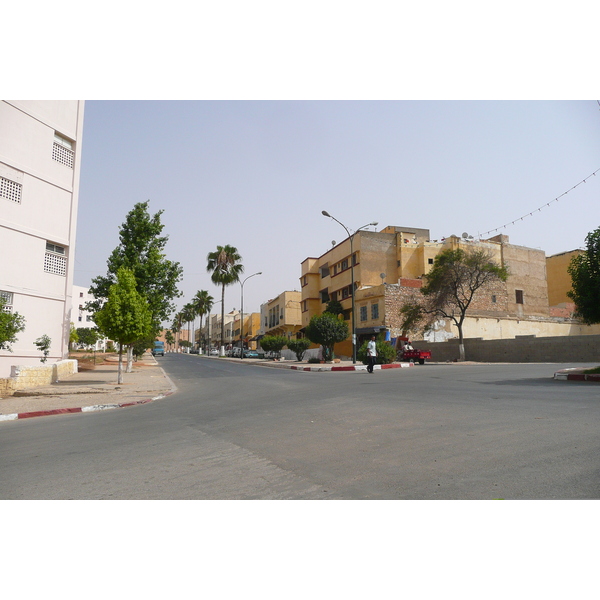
[305,313,349,361]
[34,334,51,363]
[0,297,26,351]
[181,302,196,351]
[88,201,183,334]
[69,323,79,350]
[287,338,311,361]
[165,330,175,351]
[94,267,153,384]
[325,299,345,317]
[260,335,288,358]
[192,290,213,352]
[76,327,101,349]
[568,228,600,325]
[206,245,244,351]
[401,247,508,361]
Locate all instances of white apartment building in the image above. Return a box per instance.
[0,101,85,377]
[73,285,107,351]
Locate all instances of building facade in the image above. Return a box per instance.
[72,285,107,351]
[0,101,85,377]
[260,290,302,340]
[300,226,562,358]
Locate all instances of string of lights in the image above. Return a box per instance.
[478,167,600,238]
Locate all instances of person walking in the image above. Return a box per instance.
[367,335,377,373]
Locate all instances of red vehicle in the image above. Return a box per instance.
[396,337,431,364]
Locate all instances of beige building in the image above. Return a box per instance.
[300,226,570,357]
[260,291,302,340]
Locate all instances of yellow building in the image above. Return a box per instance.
[546,249,581,306]
[300,226,552,357]
[261,291,302,339]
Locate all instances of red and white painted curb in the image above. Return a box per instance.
[0,392,174,422]
[554,370,600,382]
[289,362,415,372]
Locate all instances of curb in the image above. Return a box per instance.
[554,370,600,382]
[0,391,175,422]
[289,362,415,372]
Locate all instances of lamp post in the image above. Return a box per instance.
[322,211,378,364]
[240,272,262,359]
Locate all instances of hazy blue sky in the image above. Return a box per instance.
[75,100,600,320]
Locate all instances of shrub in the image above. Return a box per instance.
[260,335,288,357]
[287,338,311,361]
[357,339,396,365]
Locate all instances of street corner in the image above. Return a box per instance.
[554,368,600,382]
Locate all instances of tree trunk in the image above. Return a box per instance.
[458,324,465,362]
[126,345,133,372]
[117,346,123,384]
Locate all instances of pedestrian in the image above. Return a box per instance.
[367,335,377,373]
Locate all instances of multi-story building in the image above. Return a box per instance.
[300,225,557,357]
[72,285,107,351]
[260,290,302,340]
[0,101,85,377]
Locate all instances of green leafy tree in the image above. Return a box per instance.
[206,245,244,350]
[0,297,26,351]
[69,323,79,349]
[287,338,311,361]
[568,228,600,325]
[88,201,183,334]
[76,327,101,349]
[34,334,51,363]
[132,333,155,361]
[94,267,153,384]
[400,247,508,361]
[305,313,349,361]
[260,335,288,358]
[325,299,345,317]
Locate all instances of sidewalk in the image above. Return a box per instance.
[0,354,176,422]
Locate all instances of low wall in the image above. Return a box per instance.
[417,335,600,363]
[0,360,78,396]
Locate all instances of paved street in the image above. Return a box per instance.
[1,354,599,499]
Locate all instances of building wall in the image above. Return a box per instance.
[0,101,84,377]
[547,250,581,306]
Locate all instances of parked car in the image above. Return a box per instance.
[243,349,259,358]
[232,347,242,358]
[209,348,219,356]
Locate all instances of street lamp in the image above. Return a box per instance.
[240,272,262,359]
[322,211,378,364]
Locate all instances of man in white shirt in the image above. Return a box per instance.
[367,335,377,373]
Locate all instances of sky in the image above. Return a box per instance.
[74,100,600,322]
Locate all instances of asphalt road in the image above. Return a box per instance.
[1,354,599,499]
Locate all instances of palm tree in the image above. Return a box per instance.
[181,302,196,351]
[206,245,244,351]
[171,312,183,351]
[193,290,214,352]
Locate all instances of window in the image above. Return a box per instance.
[352,253,358,266]
[52,133,74,168]
[320,265,330,278]
[371,303,379,320]
[360,306,367,321]
[44,242,67,276]
[428,258,434,265]
[341,259,348,271]
[515,290,524,304]
[0,176,22,204]
[79,292,84,298]
[0,291,13,312]
[78,316,82,321]
[320,289,330,303]
[491,295,497,303]
[302,276,307,286]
